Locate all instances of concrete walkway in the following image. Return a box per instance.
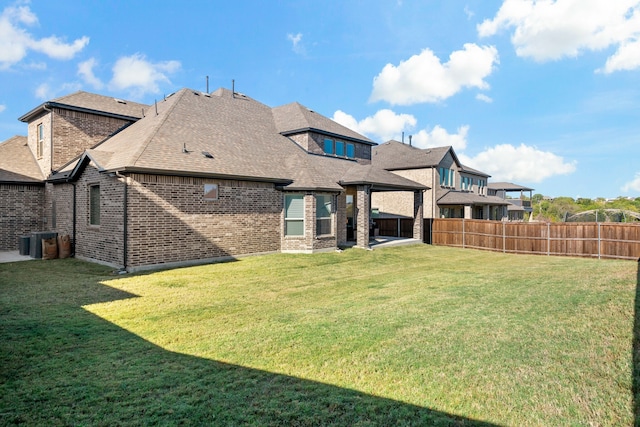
[0,251,34,263]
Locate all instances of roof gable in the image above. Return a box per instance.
[372,140,454,170]
[272,102,375,145]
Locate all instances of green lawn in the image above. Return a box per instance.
[1,245,638,426]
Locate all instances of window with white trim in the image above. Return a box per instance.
[285,195,304,236]
[462,176,473,191]
[439,167,455,187]
[37,123,44,159]
[315,194,332,236]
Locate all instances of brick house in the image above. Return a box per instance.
[371,140,509,220]
[0,88,426,271]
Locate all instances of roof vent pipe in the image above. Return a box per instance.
[402,131,404,143]
[232,79,235,99]
[206,75,209,93]
[409,135,412,146]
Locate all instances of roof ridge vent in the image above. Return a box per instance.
[114,98,127,104]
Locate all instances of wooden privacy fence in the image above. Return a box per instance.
[430,219,640,261]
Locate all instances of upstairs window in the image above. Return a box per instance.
[346,143,355,158]
[89,185,100,226]
[315,194,333,236]
[37,123,44,159]
[285,195,304,236]
[462,176,473,191]
[323,138,334,155]
[335,141,345,157]
[439,167,455,187]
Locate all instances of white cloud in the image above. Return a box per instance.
[622,172,640,192]
[333,109,416,142]
[412,125,469,151]
[464,6,475,20]
[0,104,6,113]
[78,57,104,89]
[370,43,499,105]
[109,54,180,97]
[0,4,88,70]
[333,109,468,151]
[35,82,52,100]
[461,143,577,183]
[476,93,493,103]
[287,32,305,55]
[478,0,640,72]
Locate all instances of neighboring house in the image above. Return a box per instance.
[0,88,427,271]
[371,140,509,220]
[487,182,535,221]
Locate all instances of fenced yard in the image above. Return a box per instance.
[430,218,640,260]
[1,245,639,426]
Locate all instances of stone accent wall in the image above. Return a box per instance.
[413,191,424,240]
[356,185,370,248]
[336,193,347,245]
[0,184,45,250]
[126,174,282,269]
[52,108,132,171]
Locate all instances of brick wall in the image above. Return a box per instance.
[0,184,44,250]
[281,192,339,253]
[74,164,125,267]
[126,174,282,269]
[52,108,132,171]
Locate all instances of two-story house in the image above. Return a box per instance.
[0,88,427,271]
[371,140,509,220]
[487,182,535,221]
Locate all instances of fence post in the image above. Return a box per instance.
[597,222,601,260]
[462,219,465,248]
[502,221,506,253]
[547,223,550,256]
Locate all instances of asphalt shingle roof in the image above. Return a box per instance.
[19,91,149,122]
[0,135,44,183]
[372,140,453,170]
[79,87,424,192]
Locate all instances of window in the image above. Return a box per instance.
[346,143,355,158]
[462,176,473,191]
[89,185,100,226]
[316,194,332,236]
[203,183,218,201]
[439,167,455,187]
[335,141,345,157]
[323,138,334,155]
[285,195,304,236]
[37,123,44,159]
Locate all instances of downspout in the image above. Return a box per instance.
[115,171,128,271]
[72,183,76,257]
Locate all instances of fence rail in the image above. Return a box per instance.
[429,219,640,261]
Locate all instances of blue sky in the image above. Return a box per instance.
[1,0,639,198]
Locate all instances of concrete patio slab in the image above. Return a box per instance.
[0,251,34,263]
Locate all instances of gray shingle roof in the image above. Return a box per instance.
[372,140,454,170]
[272,102,375,144]
[0,135,44,183]
[488,182,535,192]
[64,87,424,192]
[19,91,149,122]
[437,190,508,206]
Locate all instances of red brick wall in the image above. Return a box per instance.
[0,184,45,250]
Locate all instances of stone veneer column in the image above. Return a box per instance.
[413,190,424,241]
[356,185,370,249]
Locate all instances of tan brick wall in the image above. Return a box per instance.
[74,164,125,267]
[281,192,339,253]
[372,168,436,218]
[52,108,132,171]
[0,184,45,250]
[126,174,282,269]
[27,111,52,178]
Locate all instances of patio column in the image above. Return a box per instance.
[413,190,424,241]
[356,185,370,249]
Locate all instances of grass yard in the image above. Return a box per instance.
[1,245,638,426]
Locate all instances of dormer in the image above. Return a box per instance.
[272,102,376,165]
